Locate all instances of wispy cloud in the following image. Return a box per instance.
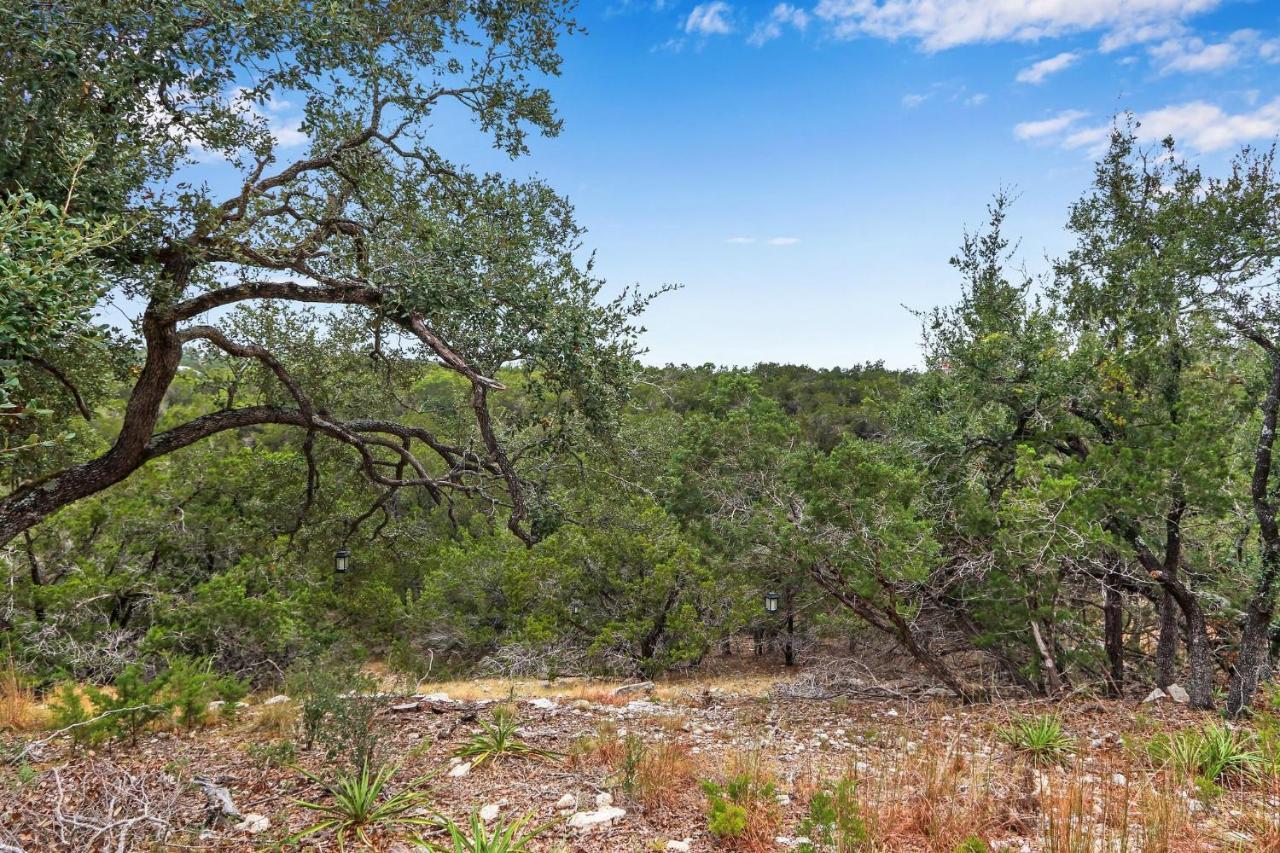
[813,0,1221,51]
[1016,51,1081,83]
[901,82,987,110]
[1016,99,1280,153]
[685,2,734,36]
[748,3,810,46]
[1147,28,1280,73]
[726,236,757,244]
[768,236,801,245]
[1013,109,1089,141]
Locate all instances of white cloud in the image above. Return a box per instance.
[965,92,988,106]
[748,3,810,46]
[1116,99,1280,151]
[685,2,733,36]
[1016,51,1081,84]
[901,92,929,108]
[229,88,307,149]
[726,236,757,244]
[1149,29,1267,73]
[1013,110,1089,141]
[813,0,1220,51]
[1019,99,1280,153]
[1100,20,1188,52]
[768,236,800,245]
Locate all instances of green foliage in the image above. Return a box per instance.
[48,657,247,745]
[287,663,383,770]
[953,837,990,853]
[163,655,248,729]
[247,739,298,770]
[700,763,779,841]
[292,761,434,850]
[1147,723,1262,784]
[997,715,1075,767]
[423,811,557,852]
[705,795,749,839]
[797,777,869,852]
[453,706,557,768]
[614,734,647,794]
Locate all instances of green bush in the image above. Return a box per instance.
[797,777,868,851]
[701,767,779,841]
[287,662,383,769]
[47,656,248,745]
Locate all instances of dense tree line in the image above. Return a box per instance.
[7,2,1280,718]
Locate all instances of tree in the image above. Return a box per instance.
[0,1,648,548]
[1190,145,1280,715]
[797,437,980,699]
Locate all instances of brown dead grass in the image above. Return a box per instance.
[635,740,699,811]
[0,662,48,732]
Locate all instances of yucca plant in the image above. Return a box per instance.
[290,760,434,850]
[997,714,1074,767]
[422,811,558,852]
[1150,723,1261,784]
[453,706,558,768]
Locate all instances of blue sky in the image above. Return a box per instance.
[468,0,1280,368]
[172,1,1280,369]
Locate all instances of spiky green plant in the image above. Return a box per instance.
[1149,723,1261,783]
[452,706,558,768]
[290,761,433,850]
[997,714,1074,766]
[422,811,558,852]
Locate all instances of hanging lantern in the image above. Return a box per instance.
[334,548,351,574]
[764,591,780,613]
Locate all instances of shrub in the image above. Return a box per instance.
[164,655,248,728]
[47,657,248,746]
[49,664,167,745]
[700,753,782,848]
[997,714,1074,767]
[706,796,749,838]
[287,662,383,769]
[797,777,868,852]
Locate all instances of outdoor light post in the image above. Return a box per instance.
[334,548,351,575]
[764,590,796,667]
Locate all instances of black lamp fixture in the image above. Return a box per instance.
[334,548,351,574]
[764,591,780,613]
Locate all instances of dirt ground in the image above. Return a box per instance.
[2,656,1277,851]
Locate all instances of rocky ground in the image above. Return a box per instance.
[1,662,1277,851]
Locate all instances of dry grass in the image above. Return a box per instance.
[251,698,298,738]
[634,740,699,811]
[407,671,780,705]
[700,749,784,853]
[567,720,624,769]
[0,661,48,732]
